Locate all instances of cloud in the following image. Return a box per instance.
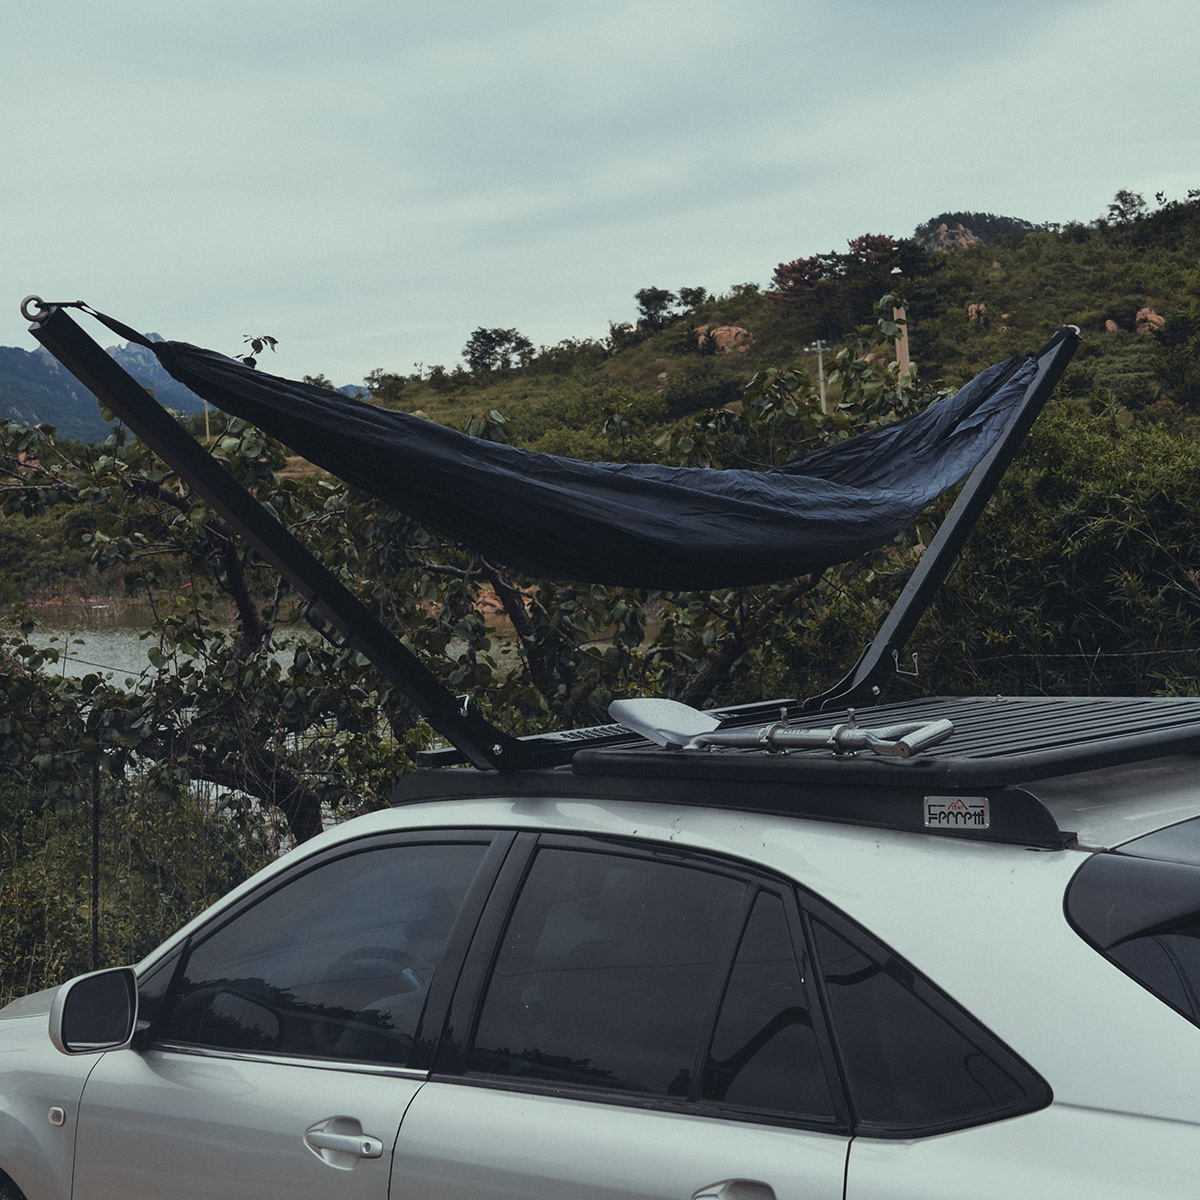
[2,0,1194,382]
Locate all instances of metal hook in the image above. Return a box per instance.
[892,649,919,677]
[20,297,85,323]
[20,296,49,323]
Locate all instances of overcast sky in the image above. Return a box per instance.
[3,0,1196,385]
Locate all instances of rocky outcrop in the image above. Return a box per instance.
[696,325,751,353]
[918,222,982,253]
[1136,308,1165,334]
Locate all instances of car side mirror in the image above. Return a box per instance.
[49,966,138,1055]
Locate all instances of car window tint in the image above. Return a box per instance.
[159,841,488,1065]
[469,847,746,1096]
[1109,931,1200,1021]
[811,918,1029,1132]
[702,890,834,1119]
[1068,849,1200,1028]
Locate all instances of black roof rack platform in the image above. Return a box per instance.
[573,695,1200,788]
[393,760,1069,849]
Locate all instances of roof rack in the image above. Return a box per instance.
[391,694,1200,850]
[25,300,1078,774]
[577,695,1200,787]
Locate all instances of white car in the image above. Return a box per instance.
[4,693,1200,1199]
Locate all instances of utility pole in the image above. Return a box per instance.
[806,340,829,414]
[891,266,910,379]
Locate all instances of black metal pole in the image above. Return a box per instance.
[28,304,531,772]
[801,325,1081,711]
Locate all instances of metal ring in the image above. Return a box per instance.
[20,295,49,323]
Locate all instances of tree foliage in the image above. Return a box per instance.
[463,327,534,374]
[634,287,678,331]
[1106,189,1149,225]
[769,235,929,340]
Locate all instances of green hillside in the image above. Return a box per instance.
[5,188,1198,610]
[364,190,1200,456]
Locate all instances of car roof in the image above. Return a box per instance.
[1032,756,1200,849]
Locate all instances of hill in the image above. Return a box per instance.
[5,190,1198,448]
[366,190,1200,457]
[0,335,207,442]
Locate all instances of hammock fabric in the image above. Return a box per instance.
[122,324,1037,591]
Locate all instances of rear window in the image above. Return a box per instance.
[1067,816,1200,1026]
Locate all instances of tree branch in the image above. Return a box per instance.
[679,575,820,708]
[183,748,325,843]
[479,559,561,698]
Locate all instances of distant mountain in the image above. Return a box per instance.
[1,338,371,443]
[0,335,206,442]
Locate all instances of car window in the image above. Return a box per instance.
[1108,932,1200,1019]
[701,889,835,1119]
[468,846,747,1096]
[1068,840,1200,1027]
[157,840,489,1065]
[810,916,1041,1134]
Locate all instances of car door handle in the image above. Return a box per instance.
[304,1117,384,1168]
[306,1129,383,1158]
[692,1181,777,1200]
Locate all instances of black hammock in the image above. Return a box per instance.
[26,301,1079,766]
[81,308,1037,591]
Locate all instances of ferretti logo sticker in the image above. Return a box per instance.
[924,795,990,830]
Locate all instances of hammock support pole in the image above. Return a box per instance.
[27,303,535,772]
[801,324,1080,711]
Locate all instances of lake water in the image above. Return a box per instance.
[19,602,311,684]
[20,601,518,685]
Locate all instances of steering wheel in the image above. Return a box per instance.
[309,947,426,1057]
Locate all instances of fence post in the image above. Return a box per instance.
[90,751,101,972]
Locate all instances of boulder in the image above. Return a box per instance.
[696,325,751,353]
[1135,308,1165,334]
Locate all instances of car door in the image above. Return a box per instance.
[391,835,851,1200]
[71,832,509,1200]
[801,903,1062,1200]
